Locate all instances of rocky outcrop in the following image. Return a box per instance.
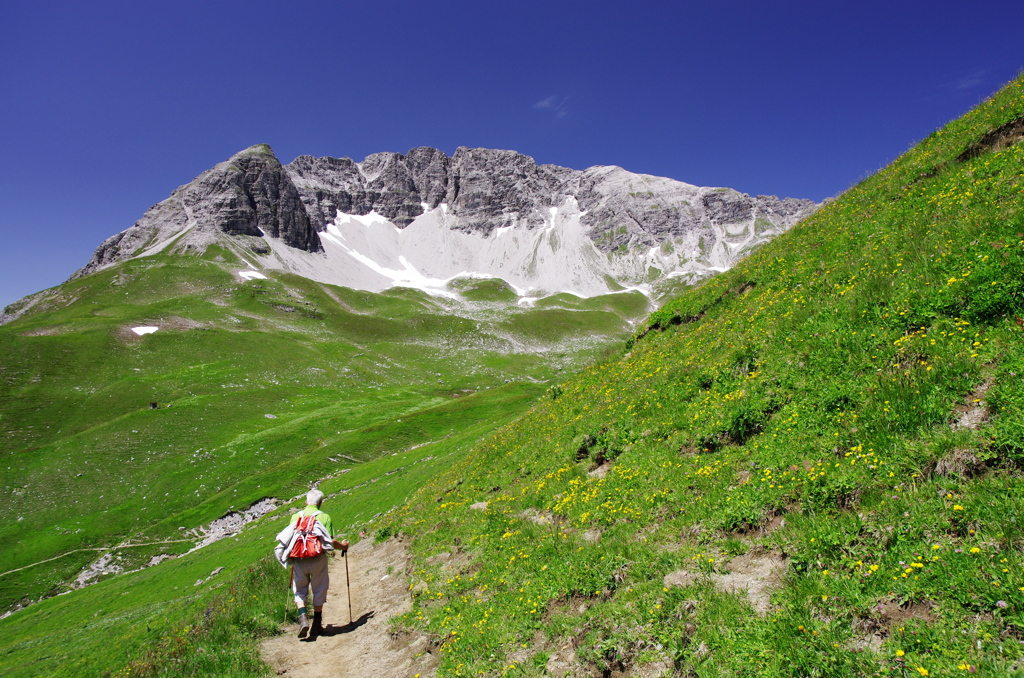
[202,147,320,251]
[281,145,816,251]
[286,146,574,234]
[287,147,452,229]
[443,148,574,234]
[73,145,321,279]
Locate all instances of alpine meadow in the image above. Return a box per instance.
[2,73,1024,677]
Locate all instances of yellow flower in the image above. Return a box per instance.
[970,547,981,554]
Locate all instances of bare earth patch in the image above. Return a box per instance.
[848,597,937,652]
[261,537,436,678]
[713,551,788,615]
[951,377,993,431]
[664,551,787,615]
[588,461,613,479]
[18,326,65,336]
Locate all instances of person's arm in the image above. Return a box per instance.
[317,511,344,550]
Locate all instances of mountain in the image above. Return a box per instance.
[69,145,817,301]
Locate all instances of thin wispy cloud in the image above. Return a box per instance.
[944,68,988,92]
[533,95,569,118]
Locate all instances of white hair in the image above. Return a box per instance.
[306,489,325,507]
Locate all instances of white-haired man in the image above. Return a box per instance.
[288,489,345,638]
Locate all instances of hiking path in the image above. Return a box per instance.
[261,537,437,678]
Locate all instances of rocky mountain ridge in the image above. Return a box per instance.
[72,145,818,298]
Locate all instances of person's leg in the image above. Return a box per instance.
[309,555,330,633]
[291,560,313,638]
[292,561,312,608]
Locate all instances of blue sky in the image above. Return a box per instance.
[1,0,1021,308]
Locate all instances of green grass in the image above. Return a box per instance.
[0,425,479,677]
[534,290,651,318]
[447,277,521,303]
[369,75,1024,676]
[0,237,643,675]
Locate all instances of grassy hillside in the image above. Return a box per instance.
[0,241,648,674]
[372,76,1024,676]
[0,424,474,676]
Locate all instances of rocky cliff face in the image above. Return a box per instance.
[72,144,818,296]
[74,145,321,279]
[286,146,574,233]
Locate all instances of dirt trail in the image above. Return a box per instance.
[261,537,437,678]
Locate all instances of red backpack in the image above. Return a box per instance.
[288,513,324,558]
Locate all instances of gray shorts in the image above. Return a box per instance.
[291,553,329,607]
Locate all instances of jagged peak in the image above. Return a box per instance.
[229,143,278,160]
[67,143,818,293]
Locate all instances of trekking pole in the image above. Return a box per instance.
[287,565,294,624]
[341,540,352,624]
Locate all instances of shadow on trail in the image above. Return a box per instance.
[304,611,375,641]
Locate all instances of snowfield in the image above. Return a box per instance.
[254,197,762,299]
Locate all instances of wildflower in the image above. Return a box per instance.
[970,547,981,554]
[997,600,1008,608]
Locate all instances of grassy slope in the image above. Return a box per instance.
[0,243,647,674]
[374,76,1024,676]
[0,418,483,677]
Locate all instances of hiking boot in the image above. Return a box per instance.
[297,612,310,639]
[312,611,323,636]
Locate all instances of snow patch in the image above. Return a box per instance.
[239,270,267,280]
[358,251,461,298]
[343,211,394,229]
[131,327,159,336]
[617,285,654,299]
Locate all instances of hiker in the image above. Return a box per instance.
[274,489,347,638]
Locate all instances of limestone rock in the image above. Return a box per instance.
[69,144,819,295]
[73,145,321,279]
